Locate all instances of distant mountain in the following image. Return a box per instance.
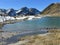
[41,3,60,15]
[0,7,40,16]
[0,9,7,16]
[16,7,40,16]
[29,8,40,15]
[16,7,29,16]
[6,8,16,16]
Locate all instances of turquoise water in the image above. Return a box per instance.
[2,16,60,32]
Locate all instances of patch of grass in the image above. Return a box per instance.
[0,23,4,28]
[20,29,60,45]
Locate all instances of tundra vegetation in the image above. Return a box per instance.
[18,29,60,45]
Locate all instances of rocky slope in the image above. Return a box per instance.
[41,3,60,15]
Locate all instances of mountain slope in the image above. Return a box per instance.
[16,7,40,16]
[41,3,60,15]
[6,8,16,16]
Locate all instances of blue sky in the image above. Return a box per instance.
[0,0,60,11]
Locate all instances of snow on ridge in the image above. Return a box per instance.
[0,16,15,22]
[0,15,44,23]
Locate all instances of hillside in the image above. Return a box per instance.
[41,3,60,16]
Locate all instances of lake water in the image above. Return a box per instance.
[1,16,60,45]
[2,16,60,32]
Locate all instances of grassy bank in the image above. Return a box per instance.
[17,29,60,45]
[0,23,4,29]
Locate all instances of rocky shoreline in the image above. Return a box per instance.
[8,29,60,45]
[0,29,60,45]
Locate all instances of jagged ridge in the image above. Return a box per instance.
[0,7,40,16]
